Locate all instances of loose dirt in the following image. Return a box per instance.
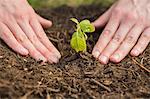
[0,5,149,99]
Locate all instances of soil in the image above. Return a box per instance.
[0,5,150,99]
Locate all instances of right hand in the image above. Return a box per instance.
[0,0,61,63]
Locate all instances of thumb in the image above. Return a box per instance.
[93,5,114,28]
[37,14,52,28]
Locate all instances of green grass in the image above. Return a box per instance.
[28,0,115,8]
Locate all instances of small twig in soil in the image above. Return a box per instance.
[79,53,90,60]
[90,79,111,92]
[0,79,10,85]
[61,82,78,93]
[48,37,59,43]
[115,67,134,72]
[141,57,144,65]
[63,86,78,93]
[64,54,78,62]
[84,71,94,75]
[79,52,92,60]
[0,55,3,58]
[46,91,51,99]
[81,83,96,99]
[19,90,34,99]
[24,84,60,92]
[93,66,103,76]
[132,58,150,73]
[47,87,60,93]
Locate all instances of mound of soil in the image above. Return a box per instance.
[0,5,150,99]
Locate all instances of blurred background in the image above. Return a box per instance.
[28,0,116,8]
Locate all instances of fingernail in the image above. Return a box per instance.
[132,50,139,56]
[49,56,59,63]
[53,58,59,63]
[55,52,61,59]
[99,55,108,64]
[111,54,120,62]
[92,50,100,58]
[21,48,29,55]
[51,50,61,59]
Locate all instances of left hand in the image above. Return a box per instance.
[0,0,61,63]
[92,0,150,64]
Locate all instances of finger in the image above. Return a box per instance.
[93,5,114,28]
[110,24,144,63]
[5,18,47,62]
[0,22,28,55]
[30,17,61,59]
[19,19,58,63]
[131,27,150,56]
[98,15,136,64]
[92,10,121,59]
[37,14,52,28]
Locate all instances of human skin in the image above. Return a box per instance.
[1,0,149,64]
[92,0,150,64]
[0,0,61,63]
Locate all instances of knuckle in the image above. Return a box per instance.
[112,34,122,43]
[17,36,28,43]
[102,29,111,37]
[37,34,44,40]
[142,33,150,40]
[125,13,138,21]
[113,7,122,16]
[31,35,38,42]
[125,35,135,44]
[14,12,28,21]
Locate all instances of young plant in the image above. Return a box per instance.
[70,18,95,52]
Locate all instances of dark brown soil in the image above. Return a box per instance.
[0,5,150,99]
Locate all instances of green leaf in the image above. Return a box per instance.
[71,32,86,52]
[70,18,79,24]
[79,20,95,33]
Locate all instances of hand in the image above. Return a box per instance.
[0,0,61,63]
[92,0,150,64]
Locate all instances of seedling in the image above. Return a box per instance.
[70,18,95,52]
